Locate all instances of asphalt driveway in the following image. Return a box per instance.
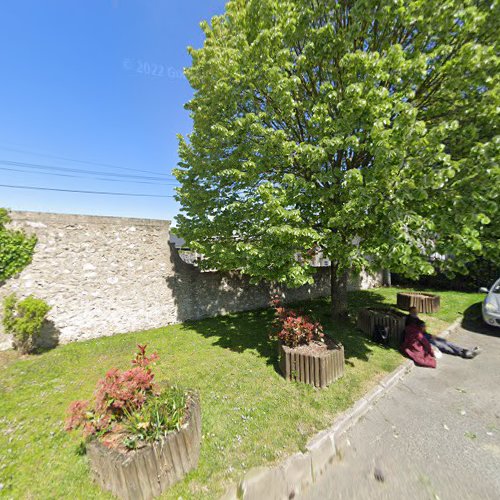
[301,321,500,500]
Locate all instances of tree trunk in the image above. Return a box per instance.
[331,263,349,320]
[382,269,392,287]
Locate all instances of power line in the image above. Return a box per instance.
[0,166,78,179]
[0,160,179,182]
[0,166,180,186]
[0,144,177,178]
[92,176,176,186]
[0,183,175,198]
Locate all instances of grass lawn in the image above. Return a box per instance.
[0,287,482,499]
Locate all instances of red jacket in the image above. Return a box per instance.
[401,323,436,368]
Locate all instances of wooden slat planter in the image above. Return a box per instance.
[357,307,407,346]
[397,292,441,313]
[278,339,344,388]
[86,393,201,500]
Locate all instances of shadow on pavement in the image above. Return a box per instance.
[461,302,500,338]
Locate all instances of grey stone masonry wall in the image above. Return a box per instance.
[0,211,382,350]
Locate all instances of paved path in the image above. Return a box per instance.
[301,323,500,500]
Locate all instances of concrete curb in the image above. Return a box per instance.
[437,317,462,339]
[222,359,414,500]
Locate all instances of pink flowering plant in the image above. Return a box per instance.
[270,295,325,348]
[65,345,187,450]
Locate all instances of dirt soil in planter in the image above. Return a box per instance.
[286,336,340,357]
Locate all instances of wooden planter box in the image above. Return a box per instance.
[357,307,407,346]
[86,394,201,500]
[278,339,344,388]
[397,292,441,313]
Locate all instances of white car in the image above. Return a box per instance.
[480,277,500,327]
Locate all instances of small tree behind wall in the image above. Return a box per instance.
[174,0,499,319]
[0,209,37,282]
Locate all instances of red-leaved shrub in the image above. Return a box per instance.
[271,296,324,348]
[65,344,159,439]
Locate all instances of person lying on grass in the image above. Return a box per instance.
[406,307,480,360]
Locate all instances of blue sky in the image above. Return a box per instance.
[0,0,227,221]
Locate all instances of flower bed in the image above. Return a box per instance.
[86,394,201,500]
[65,345,201,499]
[278,338,345,388]
[271,296,344,388]
[397,292,441,313]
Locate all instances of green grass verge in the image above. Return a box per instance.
[0,288,482,498]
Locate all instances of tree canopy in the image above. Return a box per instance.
[174,0,499,316]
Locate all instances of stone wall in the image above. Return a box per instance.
[0,211,382,350]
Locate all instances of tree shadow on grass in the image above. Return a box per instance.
[461,302,500,339]
[177,289,395,370]
[178,308,277,362]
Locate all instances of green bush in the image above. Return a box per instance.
[392,257,500,292]
[3,294,51,354]
[0,209,37,282]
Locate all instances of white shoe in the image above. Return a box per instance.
[433,347,443,359]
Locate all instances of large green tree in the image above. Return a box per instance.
[175,0,499,318]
